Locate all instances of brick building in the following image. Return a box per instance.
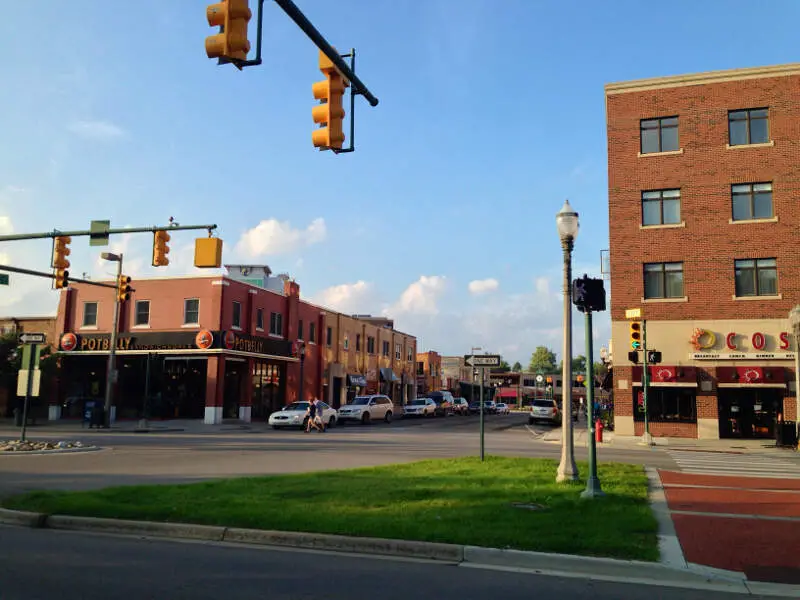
[416,351,442,395]
[606,62,800,440]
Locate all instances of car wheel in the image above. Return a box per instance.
[328,416,336,428]
[384,411,392,423]
[362,412,371,425]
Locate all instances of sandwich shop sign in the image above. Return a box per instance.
[689,327,795,360]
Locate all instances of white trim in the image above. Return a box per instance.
[79,326,99,331]
[637,148,684,158]
[633,382,698,388]
[231,326,242,331]
[204,406,223,424]
[726,140,775,150]
[248,289,258,295]
[732,294,782,301]
[256,327,264,332]
[718,383,787,389]
[211,280,229,286]
[642,297,688,303]
[640,222,686,230]
[225,357,247,362]
[181,323,200,329]
[268,333,283,339]
[131,325,151,330]
[728,216,778,225]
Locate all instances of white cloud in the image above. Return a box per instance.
[235,217,327,258]
[311,281,379,314]
[0,216,13,235]
[67,119,126,140]
[388,275,446,316]
[468,278,499,295]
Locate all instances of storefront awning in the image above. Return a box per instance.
[633,365,698,387]
[380,367,400,382]
[347,374,367,387]
[496,388,518,398]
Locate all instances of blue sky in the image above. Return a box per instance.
[1,0,799,365]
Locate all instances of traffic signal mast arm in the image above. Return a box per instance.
[0,264,119,290]
[0,223,217,243]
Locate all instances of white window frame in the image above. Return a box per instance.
[82,301,98,328]
[184,298,200,326]
[134,300,150,327]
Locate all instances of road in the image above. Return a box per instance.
[0,526,756,600]
[0,414,676,497]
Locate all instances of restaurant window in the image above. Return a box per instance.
[134,300,150,327]
[644,262,683,299]
[728,108,769,146]
[82,301,98,327]
[734,258,777,297]
[642,189,681,226]
[640,116,679,154]
[732,183,772,221]
[269,312,283,336]
[633,388,697,423]
[184,298,200,325]
[232,301,242,329]
[309,322,317,343]
[256,308,264,331]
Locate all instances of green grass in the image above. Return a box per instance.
[1,456,658,561]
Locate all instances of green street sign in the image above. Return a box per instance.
[90,219,111,247]
[0,273,8,285]
[20,343,42,370]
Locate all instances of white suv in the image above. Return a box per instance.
[529,398,561,425]
[337,395,394,425]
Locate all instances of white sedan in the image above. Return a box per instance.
[403,398,436,417]
[495,402,510,415]
[268,401,338,429]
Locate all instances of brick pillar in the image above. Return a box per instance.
[204,356,225,424]
[613,365,635,436]
[696,367,719,439]
[239,358,253,422]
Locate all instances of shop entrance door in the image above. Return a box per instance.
[718,389,783,439]
[223,360,246,420]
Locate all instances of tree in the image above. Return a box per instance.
[528,346,557,373]
[511,361,522,372]
[499,360,511,371]
[557,354,587,374]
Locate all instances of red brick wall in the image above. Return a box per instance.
[634,421,697,438]
[607,73,800,323]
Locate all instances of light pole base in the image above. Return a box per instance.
[639,432,655,446]
[556,461,579,483]
[581,477,605,499]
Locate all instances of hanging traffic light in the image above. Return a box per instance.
[312,49,348,150]
[117,275,132,303]
[629,321,643,350]
[52,236,71,290]
[205,0,252,64]
[54,268,69,290]
[152,230,171,267]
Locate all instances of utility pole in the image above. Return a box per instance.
[479,365,485,462]
[581,309,604,498]
[642,319,652,446]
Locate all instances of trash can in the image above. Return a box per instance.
[776,423,798,448]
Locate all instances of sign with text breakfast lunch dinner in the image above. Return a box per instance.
[689,327,796,361]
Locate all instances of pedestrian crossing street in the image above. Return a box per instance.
[667,449,800,479]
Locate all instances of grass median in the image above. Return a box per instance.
[2,456,658,561]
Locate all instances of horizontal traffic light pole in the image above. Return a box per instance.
[0,264,120,290]
[0,223,217,243]
[272,0,379,107]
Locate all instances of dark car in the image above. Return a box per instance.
[426,391,454,416]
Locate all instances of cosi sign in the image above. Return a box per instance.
[689,327,795,360]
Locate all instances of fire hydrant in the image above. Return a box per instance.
[595,418,604,443]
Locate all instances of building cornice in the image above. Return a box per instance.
[605,63,800,95]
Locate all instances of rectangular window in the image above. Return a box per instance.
[343,336,350,350]
[395,343,401,360]
[309,322,316,344]
[134,300,150,327]
[356,334,361,351]
[269,312,283,336]
[298,320,304,340]
[367,336,376,354]
[729,108,769,146]
[232,301,241,328]
[634,388,697,423]
[82,302,98,327]
[326,327,333,347]
[732,182,772,221]
[644,262,684,299]
[417,361,425,375]
[640,116,679,154]
[734,258,778,297]
[256,308,264,331]
[407,347,413,361]
[642,189,681,226]
[382,341,390,357]
[184,298,200,325]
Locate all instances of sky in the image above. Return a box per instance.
[2,0,799,366]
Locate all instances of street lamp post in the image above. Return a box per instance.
[789,306,800,442]
[556,199,579,483]
[101,252,123,429]
[298,342,307,402]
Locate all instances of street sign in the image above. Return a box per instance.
[19,332,46,345]
[0,273,8,285]
[625,308,642,319]
[16,369,41,397]
[464,354,501,367]
[90,220,111,247]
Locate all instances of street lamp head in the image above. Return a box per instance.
[556,199,580,242]
[101,252,121,262]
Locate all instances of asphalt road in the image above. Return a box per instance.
[0,414,677,498]
[0,527,756,600]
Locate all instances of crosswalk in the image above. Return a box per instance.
[667,449,800,479]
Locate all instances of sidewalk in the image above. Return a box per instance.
[0,418,269,436]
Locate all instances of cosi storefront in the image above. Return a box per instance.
[56,329,297,424]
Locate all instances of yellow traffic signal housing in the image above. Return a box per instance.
[52,236,71,270]
[152,230,171,267]
[206,0,252,63]
[312,49,348,150]
[629,321,643,350]
[117,275,132,303]
[194,237,223,268]
[54,268,69,290]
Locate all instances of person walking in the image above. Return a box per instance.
[313,398,326,432]
[305,399,322,433]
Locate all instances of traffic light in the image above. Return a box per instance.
[312,49,348,150]
[572,277,588,311]
[205,0,251,64]
[572,275,607,313]
[627,351,639,364]
[52,236,71,290]
[629,321,642,350]
[117,275,132,303]
[54,268,69,290]
[152,230,171,267]
[647,351,662,364]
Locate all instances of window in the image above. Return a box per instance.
[367,336,376,354]
[734,258,778,297]
[640,116,679,154]
[82,302,98,327]
[356,334,361,351]
[184,298,199,325]
[395,343,401,360]
[634,388,697,423]
[344,336,350,350]
[644,262,684,299]
[732,183,772,221]
[309,322,317,344]
[642,189,681,226]
[298,320,304,340]
[382,341,390,356]
[407,347,413,361]
[256,308,264,331]
[729,108,769,146]
[134,300,150,327]
[269,312,283,336]
[326,327,333,347]
[232,301,242,329]
[417,361,425,375]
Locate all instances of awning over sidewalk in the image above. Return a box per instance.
[496,388,518,399]
[380,368,400,382]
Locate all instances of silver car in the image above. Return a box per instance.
[338,395,394,424]
[528,398,561,425]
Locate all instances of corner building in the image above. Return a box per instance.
[606,63,800,440]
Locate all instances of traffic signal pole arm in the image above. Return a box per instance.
[273,0,379,107]
[0,264,121,290]
[0,223,217,243]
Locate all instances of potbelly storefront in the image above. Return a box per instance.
[55,329,299,424]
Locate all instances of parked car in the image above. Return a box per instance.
[268,401,338,430]
[426,391,455,416]
[337,395,394,425]
[495,402,510,415]
[468,401,495,415]
[451,397,469,415]
[403,398,436,417]
[528,398,561,426]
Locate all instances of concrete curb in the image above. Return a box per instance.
[0,507,47,527]
[0,446,103,457]
[46,515,226,541]
[645,467,689,571]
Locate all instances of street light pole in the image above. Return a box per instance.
[102,252,123,429]
[556,200,579,483]
[581,308,604,498]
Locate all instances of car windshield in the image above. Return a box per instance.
[284,402,309,411]
[351,397,371,405]
[532,400,554,408]
[410,399,428,406]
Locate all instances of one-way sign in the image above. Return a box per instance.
[19,332,46,345]
[465,354,501,367]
